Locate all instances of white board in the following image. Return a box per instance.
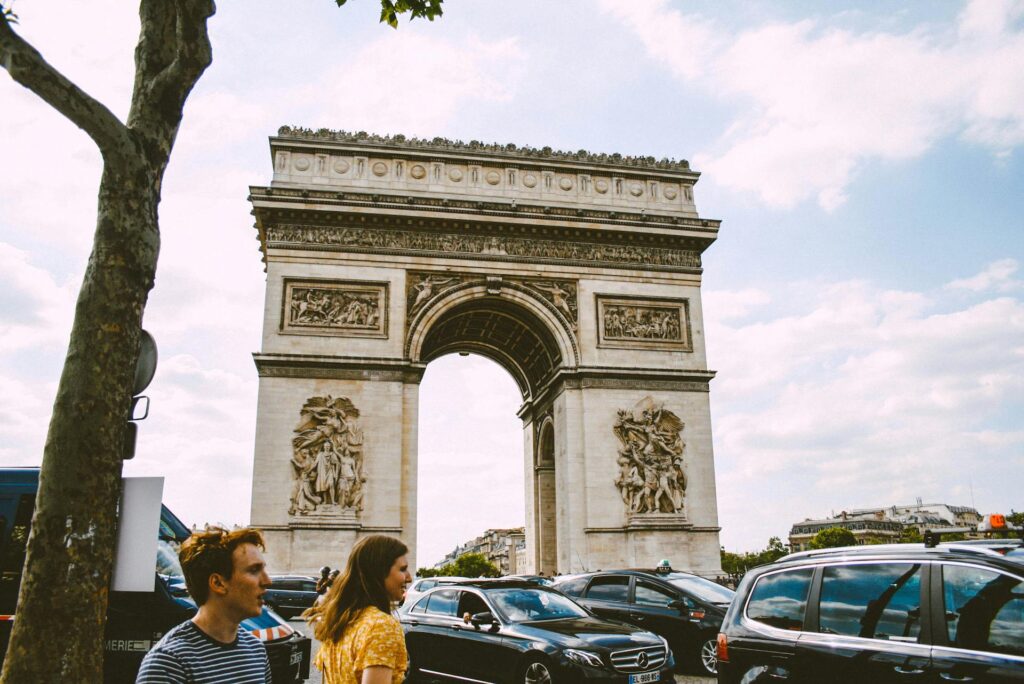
[111,477,164,592]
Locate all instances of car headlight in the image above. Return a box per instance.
[564,649,604,668]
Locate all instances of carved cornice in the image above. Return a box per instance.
[250,186,720,235]
[253,354,426,383]
[275,126,693,174]
[519,368,717,421]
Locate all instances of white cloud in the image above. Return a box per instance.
[707,263,1024,550]
[298,32,526,136]
[0,243,77,354]
[945,258,1021,292]
[608,0,1024,210]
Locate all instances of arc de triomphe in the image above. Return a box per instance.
[249,128,723,577]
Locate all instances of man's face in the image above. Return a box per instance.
[219,543,271,620]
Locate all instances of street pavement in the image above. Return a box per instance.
[291,619,714,684]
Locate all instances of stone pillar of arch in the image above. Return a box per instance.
[248,128,724,577]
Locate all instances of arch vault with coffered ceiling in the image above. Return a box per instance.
[249,128,724,577]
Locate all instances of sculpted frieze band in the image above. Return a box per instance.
[266,224,701,270]
[613,397,687,515]
[290,396,365,517]
[282,280,387,338]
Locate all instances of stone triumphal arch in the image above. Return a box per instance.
[249,128,723,577]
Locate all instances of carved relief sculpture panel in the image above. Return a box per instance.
[282,279,388,338]
[406,271,578,328]
[289,396,365,517]
[613,397,687,515]
[597,295,691,351]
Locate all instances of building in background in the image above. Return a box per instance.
[434,528,527,575]
[789,501,982,551]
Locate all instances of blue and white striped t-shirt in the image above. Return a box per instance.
[136,620,271,683]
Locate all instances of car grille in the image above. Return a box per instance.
[609,644,667,673]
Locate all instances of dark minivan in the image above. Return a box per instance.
[717,542,1024,683]
[0,468,311,682]
[554,568,734,676]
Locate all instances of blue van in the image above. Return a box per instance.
[0,468,311,682]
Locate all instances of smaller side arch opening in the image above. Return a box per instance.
[535,416,558,576]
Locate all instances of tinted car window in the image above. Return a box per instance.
[943,564,1024,657]
[746,568,813,631]
[586,575,629,601]
[635,580,676,607]
[456,591,489,618]
[818,563,922,640]
[425,589,459,617]
[667,574,736,604]
[409,596,429,614]
[299,580,317,592]
[487,588,589,622]
[556,577,588,597]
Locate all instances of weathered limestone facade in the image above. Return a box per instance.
[249,128,724,577]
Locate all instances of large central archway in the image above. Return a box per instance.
[411,288,571,573]
[248,129,724,577]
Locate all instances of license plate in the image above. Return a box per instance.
[289,650,302,666]
[629,671,659,684]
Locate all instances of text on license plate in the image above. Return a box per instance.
[290,650,302,665]
[629,671,659,684]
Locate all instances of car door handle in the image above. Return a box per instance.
[450,624,462,631]
[633,615,647,622]
[409,620,419,626]
[939,675,973,682]
[894,666,926,675]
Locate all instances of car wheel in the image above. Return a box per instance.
[696,636,718,675]
[521,657,553,684]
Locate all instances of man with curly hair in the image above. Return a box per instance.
[136,527,272,683]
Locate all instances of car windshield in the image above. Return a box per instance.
[667,574,735,604]
[486,588,589,622]
[156,539,184,578]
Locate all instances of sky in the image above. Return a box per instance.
[1,0,1021,567]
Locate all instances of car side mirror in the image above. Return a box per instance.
[667,599,686,613]
[470,611,498,631]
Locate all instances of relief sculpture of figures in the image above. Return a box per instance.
[289,286,381,329]
[289,396,365,516]
[410,275,456,313]
[528,280,578,325]
[603,304,682,341]
[406,272,471,319]
[613,397,686,514]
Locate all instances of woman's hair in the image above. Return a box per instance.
[305,534,407,642]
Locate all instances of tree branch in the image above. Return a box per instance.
[0,12,129,156]
[128,0,214,155]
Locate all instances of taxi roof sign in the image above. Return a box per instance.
[979,513,1019,532]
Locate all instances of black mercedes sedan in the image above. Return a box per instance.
[400,579,674,684]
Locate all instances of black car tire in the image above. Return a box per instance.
[695,636,718,675]
[520,656,553,684]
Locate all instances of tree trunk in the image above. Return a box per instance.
[0,2,214,679]
[1,158,160,682]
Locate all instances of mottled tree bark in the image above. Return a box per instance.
[0,2,214,681]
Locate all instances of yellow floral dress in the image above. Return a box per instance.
[315,606,408,684]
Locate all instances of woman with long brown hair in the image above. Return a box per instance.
[304,535,412,684]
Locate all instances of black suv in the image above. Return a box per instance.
[717,541,1024,682]
[264,575,319,619]
[553,569,735,676]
